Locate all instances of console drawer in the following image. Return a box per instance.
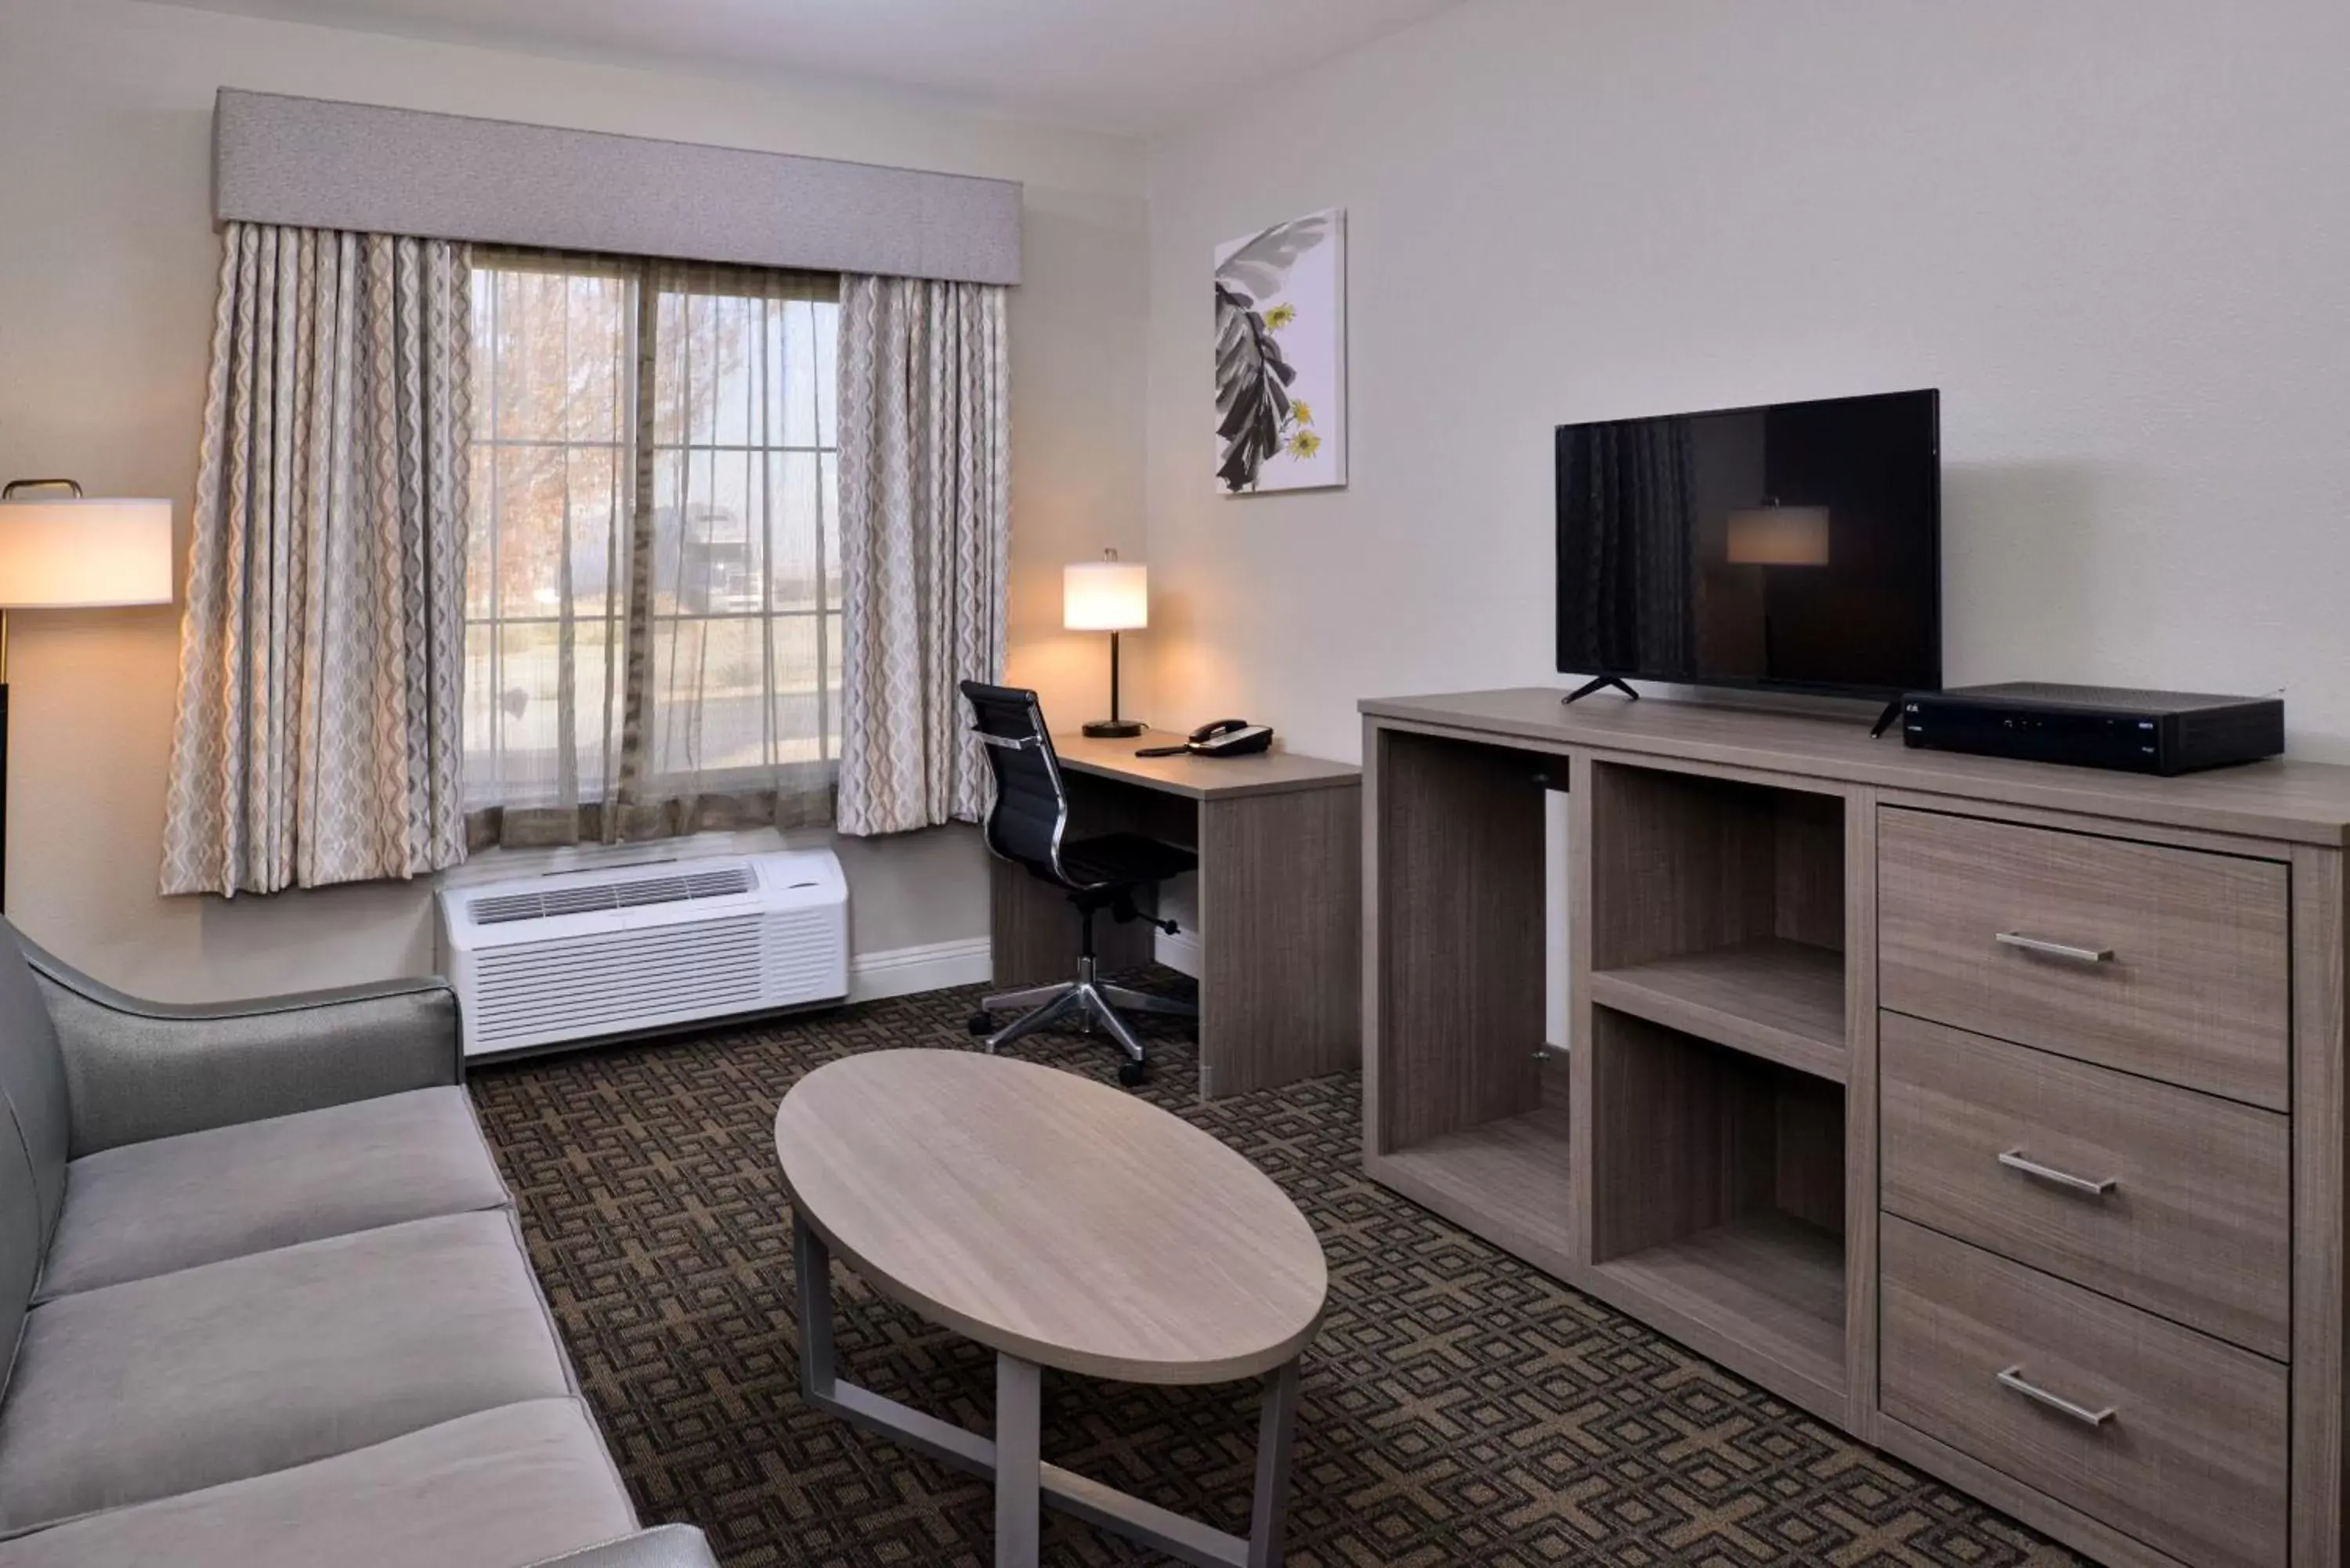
[1878,808,2290,1108]
[1881,1217,2288,1568]
[1881,1013,2290,1357]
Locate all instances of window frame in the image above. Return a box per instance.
[465,247,843,814]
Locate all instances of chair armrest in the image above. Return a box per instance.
[17,934,463,1157]
[524,1526,721,1568]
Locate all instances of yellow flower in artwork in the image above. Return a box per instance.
[1263,302,1297,331]
[1289,399,1314,427]
[1287,429,1322,460]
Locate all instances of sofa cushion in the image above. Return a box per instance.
[0,1210,573,1532]
[0,930,67,1253]
[37,1086,511,1300]
[0,1400,636,1568]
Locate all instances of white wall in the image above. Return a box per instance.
[0,0,1147,999]
[1141,0,2350,763]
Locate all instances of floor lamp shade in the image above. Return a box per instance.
[0,486,176,914]
[0,496,175,608]
[1065,552,1148,737]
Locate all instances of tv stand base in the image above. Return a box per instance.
[1564,676,1639,706]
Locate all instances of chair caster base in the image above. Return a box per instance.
[967,1013,993,1037]
[1117,1060,1149,1088]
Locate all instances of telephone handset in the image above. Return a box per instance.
[1135,718,1275,759]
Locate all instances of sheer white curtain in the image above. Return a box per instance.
[463,251,841,847]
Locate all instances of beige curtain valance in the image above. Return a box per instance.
[212,89,1023,287]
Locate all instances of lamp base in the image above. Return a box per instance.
[1082,718,1145,739]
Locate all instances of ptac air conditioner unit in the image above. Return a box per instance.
[438,849,848,1059]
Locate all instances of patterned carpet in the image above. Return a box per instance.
[468,972,2079,1568]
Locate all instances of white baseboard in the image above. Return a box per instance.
[1154,926,1202,979]
[849,937,992,1003]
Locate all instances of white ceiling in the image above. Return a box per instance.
[157,0,1466,135]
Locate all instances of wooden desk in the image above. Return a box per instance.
[989,732,1362,1100]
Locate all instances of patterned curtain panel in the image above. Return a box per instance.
[161,222,472,895]
[834,275,1010,836]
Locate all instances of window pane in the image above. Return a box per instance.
[770,614,830,765]
[467,257,839,822]
[648,617,768,776]
[562,446,620,620]
[767,452,822,612]
[565,273,629,446]
[466,439,496,619]
[821,450,841,609]
[812,301,840,449]
[781,299,822,448]
[652,447,765,616]
[710,291,750,448]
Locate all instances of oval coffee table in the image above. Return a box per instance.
[776,1049,1328,1568]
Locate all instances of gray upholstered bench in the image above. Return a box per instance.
[0,923,716,1568]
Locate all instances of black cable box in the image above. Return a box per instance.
[1900,683,2284,775]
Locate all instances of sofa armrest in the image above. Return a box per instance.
[18,934,463,1157]
[524,1526,721,1568]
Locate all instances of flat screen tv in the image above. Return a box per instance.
[1555,388,1940,701]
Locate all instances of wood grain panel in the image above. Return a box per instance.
[1372,728,1548,1151]
[776,1050,1327,1386]
[2290,844,2346,1568]
[1842,786,1880,1440]
[1882,1013,2290,1357]
[1588,1008,1844,1260]
[1585,762,1778,972]
[1875,1414,2198,1568]
[1881,1217,2288,1568]
[1198,783,1361,1098]
[1050,731,1359,801]
[1879,807,2290,1107]
[1358,688,2350,847]
[1588,939,1844,1081]
[1368,1061,1571,1274]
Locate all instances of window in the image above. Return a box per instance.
[465,253,841,830]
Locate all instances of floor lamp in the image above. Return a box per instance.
[0,480,175,912]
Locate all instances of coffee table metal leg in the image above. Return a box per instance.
[996,1354,1043,1568]
[1247,1358,1301,1567]
[794,1213,837,1400]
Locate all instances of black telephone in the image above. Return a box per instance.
[1136,718,1275,759]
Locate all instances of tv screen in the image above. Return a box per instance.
[1555,389,1940,700]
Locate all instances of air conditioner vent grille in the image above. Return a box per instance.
[468,864,757,926]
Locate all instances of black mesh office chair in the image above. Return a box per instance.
[960,680,1199,1086]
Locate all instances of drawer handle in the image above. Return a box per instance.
[1995,930,2113,964]
[1997,1365,2117,1429]
[1998,1149,2119,1198]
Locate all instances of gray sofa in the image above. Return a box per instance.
[0,922,719,1568]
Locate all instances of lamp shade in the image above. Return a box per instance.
[1726,505,1831,568]
[1064,558,1148,631]
[0,497,175,607]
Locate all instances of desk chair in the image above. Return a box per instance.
[960,680,1199,1086]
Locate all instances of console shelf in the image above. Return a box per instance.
[1363,688,2350,1568]
[1371,1082,1573,1270]
[1594,1211,1846,1398]
[1589,937,1846,1082]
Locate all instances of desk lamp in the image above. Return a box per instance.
[0,479,175,909]
[1064,549,1148,739]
